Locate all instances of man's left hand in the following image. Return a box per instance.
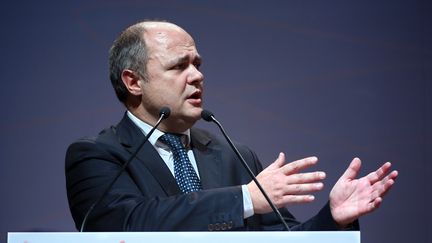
[329,158,398,227]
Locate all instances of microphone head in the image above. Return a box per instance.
[201,109,214,122]
[159,107,171,118]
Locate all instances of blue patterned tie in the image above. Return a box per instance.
[160,133,202,193]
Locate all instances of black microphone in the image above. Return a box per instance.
[201,109,291,231]
[80,107,171,232]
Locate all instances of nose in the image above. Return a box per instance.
[187,65,204,85]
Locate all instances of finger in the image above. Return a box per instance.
[381,169,398,183]
[284,183,324,194]
[282,156,318,175]
[340,157,361,180]
[371,170,398,196]
[286,171,326,184]
[376,177,396,198]
[281,195,315,205]
[366,162,392,184]
[367,197,383,213]
[267,152,286,170]
[388,170,399,180]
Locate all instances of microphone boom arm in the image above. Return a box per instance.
[205,112,291,231]
[80,107,170,232]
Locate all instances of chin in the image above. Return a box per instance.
[172,105,202,122]
[184,107,203,122]
[191,107,203,120]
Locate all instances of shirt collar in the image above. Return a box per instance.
[126,110,191,147]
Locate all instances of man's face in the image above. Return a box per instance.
[140,24,204,131]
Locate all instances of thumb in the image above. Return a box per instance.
[340,157,362,180]
[267,152,286,170]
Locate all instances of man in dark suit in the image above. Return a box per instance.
[66,20,398,231]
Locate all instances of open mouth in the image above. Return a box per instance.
[187,90,202,105]
[188,90,202,100]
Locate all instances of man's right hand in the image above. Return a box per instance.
[247,153,326,214]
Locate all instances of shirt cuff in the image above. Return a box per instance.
[241,184,254,218]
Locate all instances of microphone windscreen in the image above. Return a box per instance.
[201,109,214,122]
[159,107,171,118]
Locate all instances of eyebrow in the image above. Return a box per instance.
[167,53,202,67]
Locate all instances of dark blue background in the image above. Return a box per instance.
[1,1,431,243]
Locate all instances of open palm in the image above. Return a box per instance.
[329,158,398,226]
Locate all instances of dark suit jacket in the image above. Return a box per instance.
[66,114,346,231]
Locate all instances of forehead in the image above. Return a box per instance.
[143,23,198,58]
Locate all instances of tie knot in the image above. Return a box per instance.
[160,133,184,151]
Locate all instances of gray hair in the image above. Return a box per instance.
[108,22,151,103]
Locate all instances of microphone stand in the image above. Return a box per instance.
[201,110,291,231]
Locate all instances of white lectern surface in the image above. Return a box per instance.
[8,231,360,243]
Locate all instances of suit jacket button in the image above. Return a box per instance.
[208,224,214,231]
[228,221,233,229]
[221,222,228,230]
[214,223,221,231]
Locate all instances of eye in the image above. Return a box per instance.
[192,59,202,70]
[172,62,188,70]
[193,62,201,70]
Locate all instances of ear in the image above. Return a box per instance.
[121,69,143,96]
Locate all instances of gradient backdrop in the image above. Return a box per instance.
[1,1,431,243]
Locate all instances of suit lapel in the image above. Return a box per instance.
[115,114,181,196]
[190,129,223,189]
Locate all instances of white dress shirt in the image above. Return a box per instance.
[127,111,254,218]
